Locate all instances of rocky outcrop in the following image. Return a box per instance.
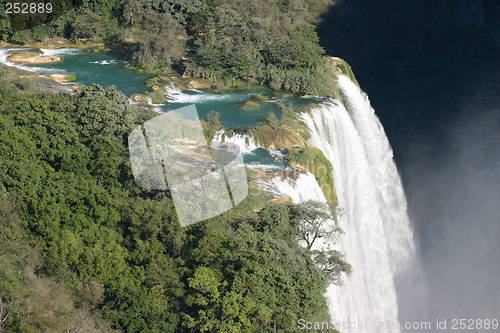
[238,94,268,109]
[48,74,75,83]
[8,51,61,64]
[186,78,213,89]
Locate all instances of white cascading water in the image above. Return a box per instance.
[298,75,417,333]
[268,171,327,204]
[0,47,80,72]
[212,130,260,154]
[165,82,234,103]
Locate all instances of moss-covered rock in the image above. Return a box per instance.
[237,94,269,109]
[250,125,307,150]
[130,91,166,104]
[327,56,359,87]
[150,91,167,104]
[286,146,337,203]
[238,99,262,110]
[130,93,149,103]
[48,74,76,83]
[253,196,292,212]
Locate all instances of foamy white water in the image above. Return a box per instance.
[165,83,231,103]
[211,130,260,154]
[40,47,80,56]
[89,59,120,65]
[300,75,417,332]
[164,82,263,104]
[0,47,72,73]
[270,171,327,204]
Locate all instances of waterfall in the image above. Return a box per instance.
[269,171,327,204]
[211,130,260,154]
[299,75,417,332]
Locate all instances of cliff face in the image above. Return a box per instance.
[317,0,500,85]
[317,0,500,162]
[458,0,486,29]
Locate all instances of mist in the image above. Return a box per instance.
[399,100,500,331]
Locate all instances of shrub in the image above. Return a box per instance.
[9,30,32,44]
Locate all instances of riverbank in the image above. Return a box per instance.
[0,37,105,50]
[1,36,359,98]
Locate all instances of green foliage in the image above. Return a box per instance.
[74,84,133,139]
[126,9,187,69]
[122,0,191,69]
[31,24,51,42]
[182,215,330,332]
[289,201,339,250]
[258,202,351,285]
[0,0,335,95]
[266,63,340,97]
[313,249,352,285]
[0,199,118,332]
[71,10,106,40]
[181,1,331,93]
[0,71,340,332]
[9,30,32,44]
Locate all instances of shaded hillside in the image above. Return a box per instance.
[317,0,500,151]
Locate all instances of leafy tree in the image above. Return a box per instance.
[73,84,133,140]
[9,30,32,44]
[289,200,340,250]
[258,202,352,285]
[71,10,106,39]
[313,249,352,285]
[136,12,187,68]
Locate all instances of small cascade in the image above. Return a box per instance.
[89,60,119,65]
[0,47,82,73]
[39,48,80,56]
[164,82,208,103]
[211,130,260,154]
[186,83,204,93]
[0,47,56,72]
[164,82,183,99]
[269,171,327,204]
[164,82,239,104]
[128,95,164,113]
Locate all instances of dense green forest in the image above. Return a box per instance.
[0,64,349,332]
[0,0,338,95]
[0,1,351,331]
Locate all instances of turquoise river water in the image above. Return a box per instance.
[0,46,322,129]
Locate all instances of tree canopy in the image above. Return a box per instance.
[0,68,344,332]
[0,0,336,95]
